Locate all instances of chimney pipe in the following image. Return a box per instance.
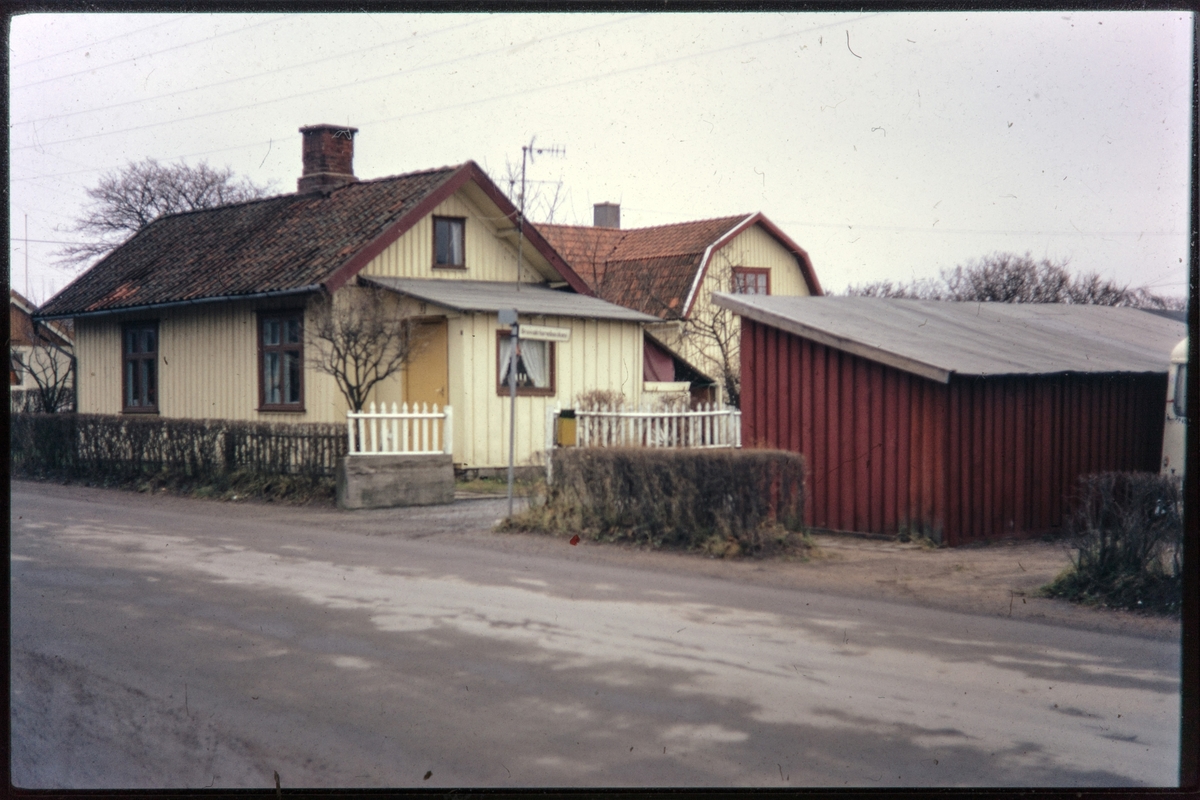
[593,202,620,229]
[298,124,359,193]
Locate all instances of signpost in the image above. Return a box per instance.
[498,309,519,515]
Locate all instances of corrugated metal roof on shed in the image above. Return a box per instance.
[361,277,659,323]
[714,294,1186,382]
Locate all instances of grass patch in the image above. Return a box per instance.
[1040,472,1182,616]
[22,469,336,506]
[455,476,540,496]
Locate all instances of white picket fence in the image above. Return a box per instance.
[553,403,741,450]
[347,402,453,455]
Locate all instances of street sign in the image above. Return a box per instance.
[518,324,571,342]
[498,308,518,326]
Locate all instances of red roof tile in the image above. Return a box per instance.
[537,216,747,319]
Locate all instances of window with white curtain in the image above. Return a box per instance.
[497,332,554,396]
[433,217,465,268]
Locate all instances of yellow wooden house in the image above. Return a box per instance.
[538,203,823,406]
[37,125,656,471]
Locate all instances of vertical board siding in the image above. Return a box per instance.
[74,302,349,423]
[360,192,541,285]
[451,312,642,469]
[740,318,1170,545]
[713,223,814,297]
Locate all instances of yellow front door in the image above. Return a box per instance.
[404,318,449,409]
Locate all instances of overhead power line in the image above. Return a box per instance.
[12,17,488,128]
[11,14,638,153]
[12,14,290,91]
[11,12,862,155]
[11,16,182,69]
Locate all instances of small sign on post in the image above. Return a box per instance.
[519,324,571,343]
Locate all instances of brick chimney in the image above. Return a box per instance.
[298,124,358,193]
[593,202,620,229]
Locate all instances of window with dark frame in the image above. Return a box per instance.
[433,216,465,268]
[496,331,555,397]
[259,311,304,410]
[123,322,159,412]
[731,267,770,295]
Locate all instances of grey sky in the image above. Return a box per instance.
[9,11,1194,305]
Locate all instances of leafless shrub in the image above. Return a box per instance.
[307,287,425,413]
[1042,472,1182,615]
[575,389,627,412]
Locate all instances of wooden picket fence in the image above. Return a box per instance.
[557,403,741,450]
[346,402,453,455]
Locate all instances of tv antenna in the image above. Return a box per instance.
[513,136,565,292]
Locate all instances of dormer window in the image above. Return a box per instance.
[433,217,465,268]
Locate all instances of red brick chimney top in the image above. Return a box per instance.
[298,124,359,194]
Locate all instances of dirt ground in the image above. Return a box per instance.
[483,525,1182,643]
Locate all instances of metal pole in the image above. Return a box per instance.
[507,322,519,516]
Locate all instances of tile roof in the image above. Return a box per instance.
[715,294,1187,383]
[37,161,596,319]
[537,216,748,319]
[39,167,461,318]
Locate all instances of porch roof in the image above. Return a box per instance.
[361,277,660,323]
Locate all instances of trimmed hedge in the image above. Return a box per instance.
[507,447,807,556]
[11,412,347,483]
[1042,472,1183,615]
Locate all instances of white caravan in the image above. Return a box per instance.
[1161,336,1188,480]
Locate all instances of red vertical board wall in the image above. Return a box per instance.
[740,319,1169,545]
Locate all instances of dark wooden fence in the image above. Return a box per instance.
[11,413,347,480]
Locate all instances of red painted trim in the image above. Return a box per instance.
[322,166,471,294]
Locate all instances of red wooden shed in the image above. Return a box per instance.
[715,294,1187,546]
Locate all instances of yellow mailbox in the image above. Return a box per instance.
[555,410,577,447]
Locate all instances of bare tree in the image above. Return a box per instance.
[57,158,273,267]
[498,158,566,224]
[20,322,75,413]
[845,251,1186,309]
[678,257,743,408]
[307,286,425,413]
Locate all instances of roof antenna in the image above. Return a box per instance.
[514,136,565,293]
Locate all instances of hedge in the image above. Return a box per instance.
[10,412,347,482]
[507,447,807,555]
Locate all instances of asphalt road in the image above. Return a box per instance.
[10,480,1182,789]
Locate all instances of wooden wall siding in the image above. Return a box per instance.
[740,319,1167,545]
[941,374,1165,543]
[712,224,813,298]
[361,192,542,284]
[74,302,352,423]
[450,313,642,469]
[648,223,814,396]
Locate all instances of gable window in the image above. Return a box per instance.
[259,311,304,411]
[123,322,159,412]
[732,267,770,295]
[496,331,555,397]
[433,216,465,268]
